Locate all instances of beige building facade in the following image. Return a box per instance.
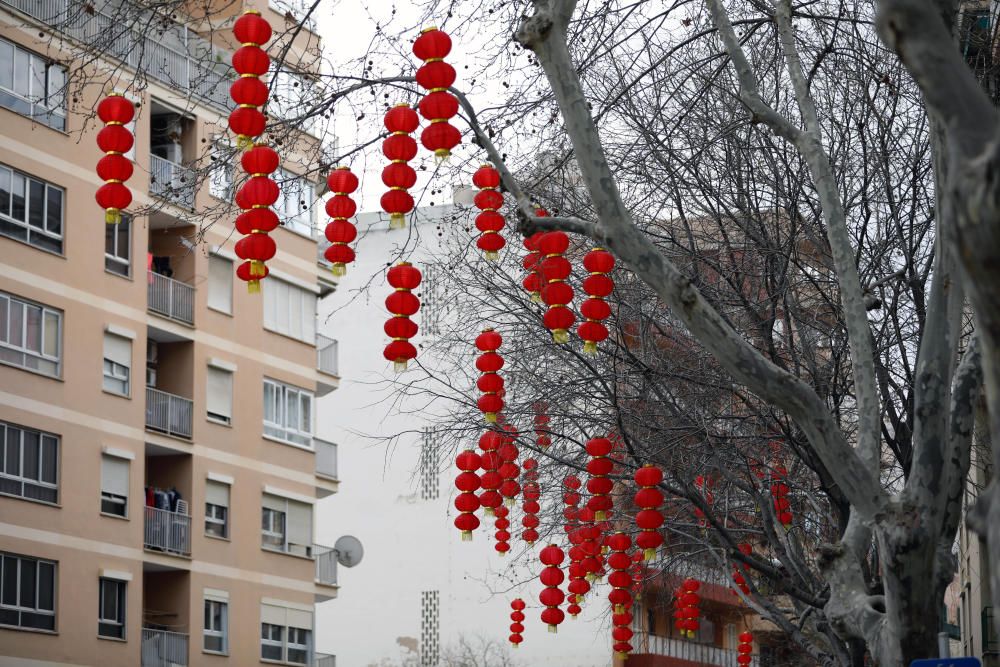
[0,0,342,664]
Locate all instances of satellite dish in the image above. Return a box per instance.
[334,535,364,568]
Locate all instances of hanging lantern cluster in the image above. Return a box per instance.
[323,167,359,276]
[383,262,422,371]
[413,28,461,159]
[771,463,793,528]
[578,248,615,353]
[634,465,665,561]
[229,10,272,149]
[539,230,575,343]
[494,504,511,555]
[694,474,715,528]
[565,543,588,617]
[533,401,552,448]
[454,449,481,541]
[732,542,753,596]
[478,430,503,517]
[95,94,135,225]
[234,144,280,292]
[585,437,614,521]
[577,506,603,582]
[472,165,506,259]
[498,426,521,507]
[562,474,582,534]
[509,599,525,647]
[475,329,504,422]
[629,550,645,601]
[674,578,701,639]
[737,631,755,665]
[380,104,418,230]
[538,544,566,633]
[521,458,540,544]
[522,231,544,302]
[607,533,634,658]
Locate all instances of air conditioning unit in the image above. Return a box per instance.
[146,340,159,364]
[146,368,157,388]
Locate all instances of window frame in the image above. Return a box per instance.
[99,454,129,519]
[0,162,65,254]
[0,420,59,505]
[205,502,228,539]
[104,215,132,278]
[274,168,315,237]
[286,626,310,665]
[97,577,126,640]
[261,622,285,661]
[262,277,317,344]
[0,37,67,131]
[102,359,130,396]
[0,552,57,632]
[206,365,234,425]
[207,254,233,315]
[261,506,287,551]
[0,291,62,378]
[262,379,313,448]
[203,598,228,654]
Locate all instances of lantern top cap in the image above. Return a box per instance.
[393,103,412,108]
[335,165,351,170]
[106,91,125,97]
[395,261,411,267]
[421,25,439,32]
[242,8,262,14]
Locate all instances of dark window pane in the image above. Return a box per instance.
[31,233,61,254]
[1,556,17,606]
[19,559,35,609]
[27,180,43,230]
[105,221,115,255]
[0,41,13,90]
[40,437,56,484]
[20,611,55,630]
[5,429,19,477]
[45,187,61,235]
[9,173,25,221]
[0,167,10,217]
[262,644,282,660]
[117,220,130,260]
[0,218,27,243]
[22,431,39,481]
[37,562,53,610]
[0,608,17,626]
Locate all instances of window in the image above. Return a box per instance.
[262,278,316,343]
[261,493,312,556]
[0,291,61,377]
[100,454,129,517]
[0,37,67,131]
[263,379,313,447]
[206,366,233,424]
[287,626,310,664]
[105,215,131,277]
[207,254,233,314]
[205,480,229,539]
[0,164,64,254]
[274,169,315,236]
[98,577,126,639]
[261,622,284,661]
[204,599,228,653]
[208,141,234,200]
[0,552,56,631]
[260,604,313,664]
[0,421,58,504]
[102,333,132,396]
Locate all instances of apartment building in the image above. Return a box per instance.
[0,0,342,665]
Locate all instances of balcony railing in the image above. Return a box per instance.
[314,545,338,587]
[315,654,337,667]
[315,438,338,480]
[150,154,197,209]
[986,606,999,654]
[638,635,759,667]
[146,387,193,439]
[317,334,339,376]
[144,506,191,556]
[147,271,195,325]
[141,627,188,667]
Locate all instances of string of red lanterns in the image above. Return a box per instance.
[674,578,702,639]
[493,504,511,555]
[737,631,755,665]
[585,437,614,521]
[228,10,272,150]
[322,166,359,276]
[694,474,715,528]
[509,599,525,647]
[771,463,793,528]
[477,430,503,517]
[472,165,506,259]
[522,232,543,302]
[562,474,581,535]
[576,506,602,582]
[95,94,134,225]
[234,144,279,292]
[607,532,634,659]
[383,262,421,371]
[521,458,540,545]
[732,542,753,596]
[498,425,521,507]
[475,329,504,423]
[533,401,552,448]
[538,544,566,633]
[539,230,575,343]
[634,464,665,561]
[413,27,461,159]
[380,104,418,229]
[578,248,615,353]
[453,449,481,541]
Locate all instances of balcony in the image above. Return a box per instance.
[141,627,188,667]
[147,271,195,326]
[636,635,758,667]
[316,654,337,667]
[150,154,196,210]
[146,387,193,439]
[986,606,999,654]
[314,545,338,587]
[316,334,339,397]
[315,438,338,480]
[144,505,191,557]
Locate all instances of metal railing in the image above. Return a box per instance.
[141,627,188,667]
[317,334,339,376]
[147,271,194,325]
[146,387,194,439]
[986,606,999,653]
[144,506,191,556]
[314,546,338,586]
[639,634,758,667]
[149,154,196,209]
[315,654,337,667]
[315,439,338,480]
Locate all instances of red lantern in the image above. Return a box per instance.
[94,93,135,224]
[607,532,633,659]
[493,504,511,554]
[539,230,575,343]
[509,598,525,647]
[632,464,665,561]
[585,438,613,521]
[498,426,520,507]
[520,458,540,544]
[322,166,359,276]
[229,10,271,149]
[674,578,702,639]
[472,165,506,260]
[477,430,503,516]
[737,631,754,663]
[413,27,461,159]
[454,449,481,541]
[539,544,566,633]
[379,104,418,229]
[383,262,422,371]
[577,247,615,353]
[475,329,504,422]
[771,462,793,528]
[233,142,280,291]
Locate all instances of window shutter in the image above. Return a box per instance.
[205,480,229,507]
[206,367,233,421]
[286,500,312,550]
[261,603,287,626]
[103,333,131,367]
[101,454,129,498]
[287,608,313,630]
[262,493,286,513]
[208,255,233,313]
